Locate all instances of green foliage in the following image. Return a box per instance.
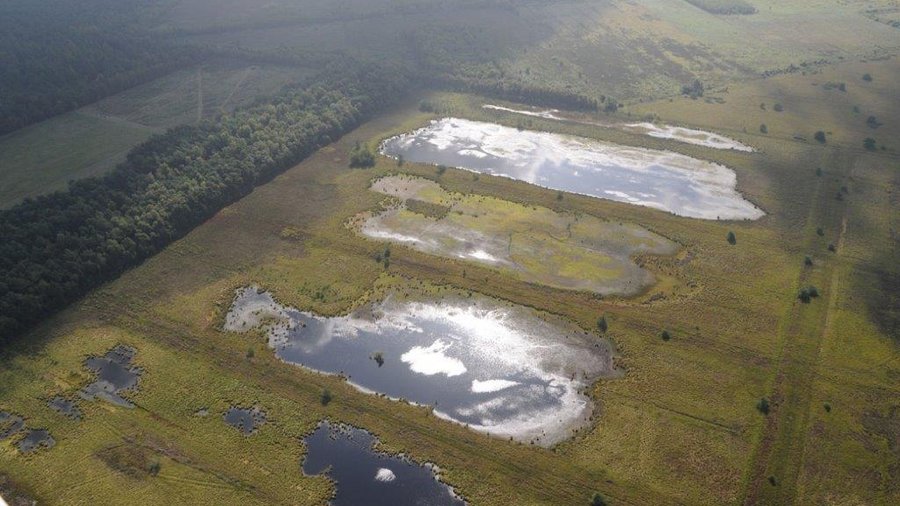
[597,315,608,333]
[246,347,255,359]
[814,131,827,143]
[727,231,737,245]
[759,123,768,134]
[773,103,784,112]
[661,330,671,341]
[591,492,607,506]
[866,116,881,129]
[798,286,819,303]
[804,256,813,267]
[817,227,825,236]
[148,460,161,477]
[681,79,705,98]
[862,73,873,82]
[823,402,832,413]
[349,142,376,168]
[320,388,332,406]
[0,61,412,343]
[863,138,877,151]
[757,397,770,415]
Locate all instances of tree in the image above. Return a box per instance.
[864,137,877,151]
[757,397,770,415]
[597,315,608,333]
[814,131,826,144]
[862,73,873,82]
[591,492,607,506]
[320,389,333,406]
[727,231,737,245]
[759,123,768,134]
[681,80,704,99]
[661,330,671,341]
[349,142,376,168]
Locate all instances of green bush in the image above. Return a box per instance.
[727,231,737,245]
[814,131,826,144]
[757,397,770,415]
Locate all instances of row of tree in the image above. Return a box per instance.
[0,60,411,343]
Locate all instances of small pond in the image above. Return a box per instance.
[17,429,55,453]
[224,406,266,435]
[303,421,464,506]
[381,118,763,220]
[48,397,81,420]
[80,345,141,408]
[225,287,616,446]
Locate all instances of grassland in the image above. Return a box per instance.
[0,62,310,209]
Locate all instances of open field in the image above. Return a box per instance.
[0,62,310,209]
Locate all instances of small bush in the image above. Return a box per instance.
[768,475,777,486]
[727,231,737,245]
[866,116,881,129]
[862,73,873,82]
[759,123,768,134]
[436,165,447,176]
[148,460,161,476]
[798,288,811,303]
[814,131,826,144]
[824,402,832,412]
[804,256,813,267]
[773,103,784,112]
[661,330,671,341]
[597,316,608,333]
[556,191,564,201]
[246,347,254,359]
[864,138,877,151]
[827,243,836,252]
[757,397,770,415]
[320,389,332,406]
[349,142,375,168]
[591,492,607,506]
[816,227,824,236]
[815,167,823,177]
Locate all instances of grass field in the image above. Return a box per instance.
[0,62,311,209]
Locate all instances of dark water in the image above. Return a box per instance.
[303,421,464,506]
[17,429,55,453]
[80,345,141,408]
[48,397,81,419]
[226,287,614,445]
[224,406,266,435]
[380,118,763,220]
[0,412,25,440]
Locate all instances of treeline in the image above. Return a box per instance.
[683,0,757,15]
[0,60,411,343]
[404,24,599,111]
[0,0,204,135]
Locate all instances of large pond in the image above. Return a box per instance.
[303,421,464,505]
[381,118,764,220]
[225,287,616,446]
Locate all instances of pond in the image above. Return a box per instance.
[224,406,266,435]
[80,345,141,408]
[225,287,616,446]
[381,118,763,220]
[303,421,464,506]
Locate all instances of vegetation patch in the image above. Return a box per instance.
[683,0,757,16]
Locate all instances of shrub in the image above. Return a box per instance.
[148,460,161,476]
[866,116,880,129]
[864,138,877,151]
[681,79,704,99]
[798,288,811,303]
[814,131,826,143]
[759,123,768,134]
[768,475,777,486]
[824,402,832,412]
[862,73,873,82]
[757,397,770,415]
[661,330,671,341]
[556,191,564,201]
[828,243,836,252]
[320,389,333,406]
[349,142,376,168]
[436,165,447,176]
[246,347,254,359]
[727,231,737,245]
[773,103,784,112]
[816,227,824,236]
[591,492,607,506]
[815,167,823,177]
[804,256,813,267]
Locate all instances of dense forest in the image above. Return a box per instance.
[0,60,411,343]
[0,0,203,135]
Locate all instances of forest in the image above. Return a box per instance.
[0,59,411,343]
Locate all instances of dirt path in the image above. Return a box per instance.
[219,67,255,114]
[742,158,851,505]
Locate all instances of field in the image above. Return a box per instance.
[1,1,898,505]
[0,62,310,209]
